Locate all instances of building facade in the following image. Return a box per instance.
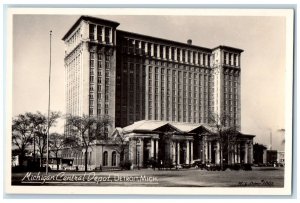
[62,16,254,169]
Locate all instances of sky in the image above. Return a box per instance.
[12,13,288,151]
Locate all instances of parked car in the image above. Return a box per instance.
[192,160,206,169]
[205,163,221,171]
[181,163,192,169]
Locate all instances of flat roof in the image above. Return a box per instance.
[62,15,120,41]
[213,45,244,53]
[62,16,244,54]
[117,30,213,52]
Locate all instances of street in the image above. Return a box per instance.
[11,167,284,187]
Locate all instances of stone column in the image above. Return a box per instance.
[180,49,183,62]
[190,141,194,163]
[191,51,194,64]
[216,142,220,164]
[155,139,159,160]
[185,50,188,63]
[244,142,248,164]
[151,44,154,57]
[234,144,238,163]
[208,141,212,163]
[205,140,208,163]
[94,25,97,41]
[175,48,178,61]
[140,138,144,167]
[163,46,166,59]
[177,142,180,164]
[109,28,112,44]
[102,26,105,42]
[195,52,199,65]
[145,42,148,54]
[249,141,253,164]
[150,138,154,158]
[186,140,190,164]
[172,141,176,164]
[238,143,241,163]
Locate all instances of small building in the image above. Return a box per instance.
[277,151,285,165]
[266,150,278,165]
[253,143,267,165]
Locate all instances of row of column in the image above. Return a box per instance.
[147,43,209,66]
[150,138,159,159]
[171,140,193,165]
[202,140,253,164]
[90,24,113,44]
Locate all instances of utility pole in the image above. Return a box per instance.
[46,30,52,175]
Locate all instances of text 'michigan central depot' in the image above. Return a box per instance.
[62,16,255,170]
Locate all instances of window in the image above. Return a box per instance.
[103,151,108,166]
[97,26,103,41]
[154,44,158,57]
[112,151,117,166]
[166,46,169,59]
[89,24,95,40]
[90,53,95,68]
[105,27,110,44]
[160,45,163,58]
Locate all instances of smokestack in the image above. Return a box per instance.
[270,131,272,150]
[187,39,192,45]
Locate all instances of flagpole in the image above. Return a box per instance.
[46,30,52,174]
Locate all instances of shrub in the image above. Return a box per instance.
[241,163,252,171]
[119,160,132,170]
[230,164,241,170]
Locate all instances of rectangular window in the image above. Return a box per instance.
[90,53,95,68]
[160,46,163,58]
[105,27,110,44]
[154,44,158,57]
[97,26,102,41]
[166,46,169,59]
[89,24,95,40]
[171,47,175,61]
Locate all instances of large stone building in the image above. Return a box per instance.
[62,15,254,169]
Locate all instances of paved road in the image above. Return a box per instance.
[12,167,284,187]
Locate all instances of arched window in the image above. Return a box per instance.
[112,151,117,166]
[103,151,108,166]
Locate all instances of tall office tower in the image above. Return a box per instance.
[212,47,243,130]
[63,16,119,136]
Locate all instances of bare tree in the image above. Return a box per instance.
[49,132,65,170]
[65,114,113,172]
[208,112,239,170]
[111,128,129,164]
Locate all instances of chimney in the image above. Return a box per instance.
[187,39,192,45]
